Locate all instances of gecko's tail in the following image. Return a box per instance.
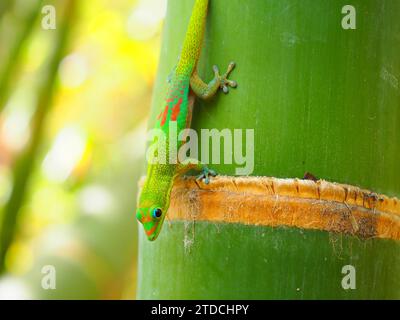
[177,0,209,72]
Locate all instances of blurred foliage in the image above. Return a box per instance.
[0,0,166,299]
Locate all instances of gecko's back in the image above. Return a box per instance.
[155,0,209,136]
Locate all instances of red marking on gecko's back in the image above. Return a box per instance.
[171,98,183,121]
[160,105,169,127]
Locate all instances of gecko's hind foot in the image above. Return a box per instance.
[196,167,217,184]
[213,62,238,94]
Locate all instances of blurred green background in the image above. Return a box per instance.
[0,0,166,299]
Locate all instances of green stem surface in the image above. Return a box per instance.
[138,0,400,299]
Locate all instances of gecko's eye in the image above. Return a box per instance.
[152,208,162,219]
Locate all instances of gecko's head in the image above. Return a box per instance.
[136,204,166,241]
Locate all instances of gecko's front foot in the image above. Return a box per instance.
[196,167,217,184]
[214,62,238,94]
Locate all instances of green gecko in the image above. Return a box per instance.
[136,0,237,241]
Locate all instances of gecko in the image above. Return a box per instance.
[136,0,237,241]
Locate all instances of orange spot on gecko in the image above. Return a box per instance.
[146,225,157,236]
[141,216,153,223]
[160,105,169,127]
[171,98,183,121]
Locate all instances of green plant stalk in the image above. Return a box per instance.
[138,223,399,299]
[0,0,43,112]
[138,0,400,299]
[0,0,78,274]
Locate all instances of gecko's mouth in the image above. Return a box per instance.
[143,218,164,241]
[147,233,158,241]
[146,228,161,241]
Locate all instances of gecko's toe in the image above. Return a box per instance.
[221,79,237,93]
[220,62,237,91]
[212,63,237,94]
[227,80,237,88]
[196,167,217,184]
[209,169,217,177]
[213,65,220,75]
[225,62,236,75]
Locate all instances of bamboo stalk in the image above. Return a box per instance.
[0,0,43,112]
[137,0,400,299]
[0,0,78,273]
